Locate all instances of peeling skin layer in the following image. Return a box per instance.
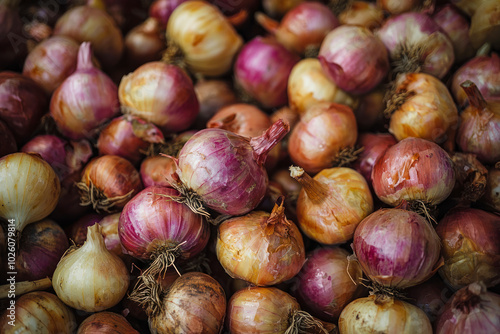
[178,128,268,216]
[371,137,455,206]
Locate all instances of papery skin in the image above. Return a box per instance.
[0,292,76,333]
[288,102,358,174]
[0,72,47,144]
[296,168,373,245]
[432,4,475,64]
[81,155,143,210]
[435,282,500,334]
[235,36,299,108]
[149,0,188,27]
[22,36,80,95]
[52,224,129,312]
[118,62,199,133]
[54,5,123,68]
[119,186,209,260]
[451,53,500,108]
[296,247,364,321]
[339,1,385,30]
[288,58,358,115]
[177,129,270,216]
[150,272,226,334]
[371,137,455,206]
[21,135,67,177]
[268,2,340,54]
[140,155,176,188]
[353,133,397,185]
[0,153,60,233]
[167,0,243,76]
[377,12,455,79]
[227,287,299,334]
[16,219,69,281]
[77,312,139,334]
[97,115,164,165]
[353,208,442,289]
[388,73,459,144]
[50,43,119,140]
[456,98,500,165]
[436,208,500,289]
[319,25,389,95]
[216,210,305,286]
[339,295,433,334]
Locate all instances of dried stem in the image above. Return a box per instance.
[328,0,353,16]
[461,80,488,110]
[0,278,52,299]
[391,42,426,77]
[250,119,290,165]
[384,81,415,119]
[365,279,409,301]
[284,310,329,334]
[289,166,329,204]
[332,146,364,167]
[76,180,134,213]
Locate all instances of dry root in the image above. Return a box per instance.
[284,310,330,334]
[76,180,134,213]
[408,200,437,225]
[332,146,364,167]
[162,40,188,73]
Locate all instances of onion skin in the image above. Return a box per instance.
[140,155,176,188]
[0,152,61,233]
[339,294,433,334]
[118,61,199,133]
[256,2,340,55]
[228,287,300,333]
[207,103,280,170]
[50,171,91,224]
[435,282,500,334]
[319,25,389,95]
[79,155,143,212]
[353,208,442,289]
[97,115,165,165]
[124,17,165,68]
[371,137,455,207]
[387,72,459,144]
[339,1,385,30]
[287,58,359,115]
[216,201,305,286]
[177,121,288,216]
[193,79,237,129]
[69,213,105,246]
[456,81,500,165]
[288,102,358,174]
[376,12,455,79]
[118,186,209,261]
[296,247,365,321]
[22,36,80,95]
[469,0,500,51]
[293,167,374,245]
[0,72,48,145]
[406,274,453,322]
[52,223,130,312]
[54,5,124,68]
[451,53,500,108]
[149,0,188,27]
[150,272,226,334]
[77,312,139,334]
[21,135,67,177]
[15,219,69,282]
[234,36,299,108]
[432,4,475,64]
[166,0,243,76]
[0,292,77,334]
[262,0,304,17]
[0,120,16,158]
[352,133,397,186]
[436,207,500,289]
[377,0,431,15]
[50,42,120,140]
[483,168,500,212]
